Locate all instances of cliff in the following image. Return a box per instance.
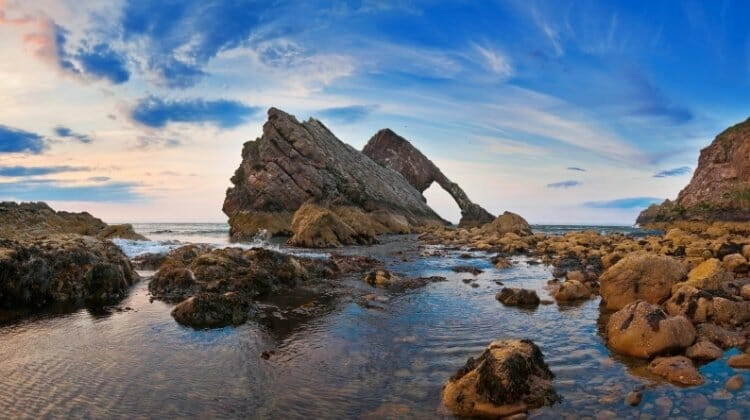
[637,117,750,226]
[362,129,494,228]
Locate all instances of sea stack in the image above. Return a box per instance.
[638,117,750,226]
[362,129,494,228]
[223,108,492,243]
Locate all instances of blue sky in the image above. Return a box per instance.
[0,0,748,223]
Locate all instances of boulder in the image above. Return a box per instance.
[363,270,401,287]
[171,292,249,328]
[599,252,687,310]
[685,340,723,361]
[728,353,750,368]
[496,288,540,307]
[554,279,591,302]
[0,236,138,307]
[724,253,749,274]
[362,128,494,228]
[222,108,447,240]
[606,301,695,358]
[287,203,377,248]
[696,323,746,349]
[676,258,733,292]
[482,212,533,236]
[442,339,559,417]
[648,356,704,386]
[664,285,750,327]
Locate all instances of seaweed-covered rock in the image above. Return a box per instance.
[171,292,250,328]
[599,252,687,310]
[606,301,695,358]
[442,339,559,417]
[0,236,138,307]
[496,288,540,307]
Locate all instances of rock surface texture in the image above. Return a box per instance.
[637,117,750,225]
[442,339,559,417]
[362,128,494,228]
[223,108,450,242]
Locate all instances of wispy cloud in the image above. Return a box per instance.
[0,165,89,177]
[653,166,691,178]
[584,197,662,209]
[318,105,377,124]
[0,180,142,202]
[567,167,586,172]
[130,96,259,128]
[474,44,512,77]
[547,180,581,188]
[54,126,92,143]
[0,125,45,154]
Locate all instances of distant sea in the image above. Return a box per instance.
[112,222,658,259]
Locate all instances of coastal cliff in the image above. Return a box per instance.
[223,108,455,242]
[362,129,494,228]
[638,117,750,226]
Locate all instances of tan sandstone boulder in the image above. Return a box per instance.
[287,203,377,248]
[599,252,687,310]
[606,301,695,358]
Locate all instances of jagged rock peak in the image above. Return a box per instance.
[223,108,447,242]
[637,117,750,226]
[363,128,494,228]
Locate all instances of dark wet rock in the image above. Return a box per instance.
[554,279,591,302]
[362,128,494,228]
[626,390,642,406]
[0,201,146,241]
[717,242,744,260]
[452,265,483,275]
[492,255,513,269]
[726,374,744,391]
[442,339,559,417]
[599,252,687,310]
[606,300,695,358]
[0,236,138,308]
[648,356,704,386]
[696,323,746,349]
[222,108,446,241]
[685,340,724,361]
[171,292,250,328]
[131,252,168,271]
[496,288,540,307]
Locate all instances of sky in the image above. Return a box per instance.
[0,0,749,225]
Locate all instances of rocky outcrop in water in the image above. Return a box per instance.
[148,244,380,328]
[362,128,494,228]
[606,300,695,358]
[0,236,138,307]
[223,108,447,242]
[0,202,145,241]
[442,339,559,417]
[637,117,750,226]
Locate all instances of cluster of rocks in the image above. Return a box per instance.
[148,244,381,328]
[0,202,142,309]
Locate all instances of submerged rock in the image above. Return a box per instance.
[648,356,704,386]
[496,288,540,307]
[222,108,447,241]
[606,300,695,358]
[442,339,559,417]
[599,252,687,310]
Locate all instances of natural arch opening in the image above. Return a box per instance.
[423,182,461,225]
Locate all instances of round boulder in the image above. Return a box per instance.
[599,252,686,311]
[606,300,695,358]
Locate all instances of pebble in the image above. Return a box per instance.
[703,406,720,418]
[655,396,673,417]
[626,390,642,406]
[726,374,744,391]
[728,353,750,368]
[724,409,742,420]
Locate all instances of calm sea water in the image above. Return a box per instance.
[0,224,746,418]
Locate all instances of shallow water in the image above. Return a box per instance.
[1,234,749,418]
